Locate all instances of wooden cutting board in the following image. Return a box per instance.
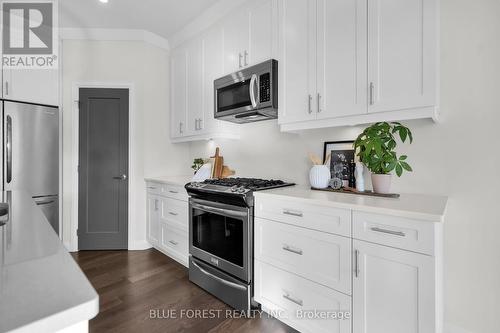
[211,147,224,179]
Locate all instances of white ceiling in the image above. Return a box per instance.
[59,0,220,39]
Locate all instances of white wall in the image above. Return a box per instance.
[188,0,500,332]
[61,40,190,251]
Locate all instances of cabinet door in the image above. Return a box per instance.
[278,0,317,124]
[247,0,274,66]
[222,10,249,73]
[316,0,367,118]
[147,194,160,245]
[367,0,437,113]
[4,68,59,106]
[170,48,187,138]
[185,38,203,135]
[353,240,435,333]
[201,26,224,134]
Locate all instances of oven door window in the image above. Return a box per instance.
[216,80,252,113]
[192,209,244,267]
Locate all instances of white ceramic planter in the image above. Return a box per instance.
[309,165,331,189]
[371,173,392,194]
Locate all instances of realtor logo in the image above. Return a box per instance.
[2,0,58,69]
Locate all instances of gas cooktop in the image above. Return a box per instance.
[185,178,295,206]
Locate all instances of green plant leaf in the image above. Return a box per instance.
[399,127,408,142]
[400,161,413,172]
[395,164,403,177]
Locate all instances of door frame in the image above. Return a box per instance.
[69,82,135,251]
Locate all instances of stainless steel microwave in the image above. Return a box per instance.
[214,59,278,124]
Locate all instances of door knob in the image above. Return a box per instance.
[113,174,128,180]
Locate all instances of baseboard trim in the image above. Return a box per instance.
[129,240,153,251]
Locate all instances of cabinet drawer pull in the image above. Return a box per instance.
[168,212,178,216]
[308,94,312,114]
[354,249,360,278]
[369,82,375,105]
[169,240,179,246]
[148,186,157,190]
[282,293,303,306]
[282,244,303,255]
[244,50,248,66]
[154,199,158,211]
[169,190,179,194]
[282,209,303,217]
[317,93,321,113]
[238,53,243,68]
[370,227,405,237]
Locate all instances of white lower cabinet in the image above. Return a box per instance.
[254,193,443,333]
[160,222,189,266]
[254,217,351,294]
[352,240,435,333]
[254,260,352,333]
[146,181,188,267]
[146,194,160,246]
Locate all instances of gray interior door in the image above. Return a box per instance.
[78,88,129,250]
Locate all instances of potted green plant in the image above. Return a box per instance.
[191,158,205,174]
[353,122,413,194]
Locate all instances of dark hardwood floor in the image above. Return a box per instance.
[72,249,297,333]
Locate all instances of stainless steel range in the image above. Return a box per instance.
[185,178,294,311]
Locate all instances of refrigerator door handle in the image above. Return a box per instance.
[6,115,12,184]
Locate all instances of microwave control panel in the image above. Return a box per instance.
[259,73,271,103]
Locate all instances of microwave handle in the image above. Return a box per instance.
[249,74,258,108]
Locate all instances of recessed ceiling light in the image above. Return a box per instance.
[99,0,108,3]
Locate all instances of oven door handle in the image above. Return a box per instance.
[191,260,247,291]
[249,74,258,108]
[191,202,248,219]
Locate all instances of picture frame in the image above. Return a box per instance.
[323,141,355,183]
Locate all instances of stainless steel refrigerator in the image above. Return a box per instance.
[2,101,59,234]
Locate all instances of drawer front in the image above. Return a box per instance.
[254,260,352,333]
[255,218,351,294]
[146,182,161,195]
[159,197,188,231]
[160,223,188,262]
[160,184,188,201]
[255,196,351,237]
[353,211,435,255]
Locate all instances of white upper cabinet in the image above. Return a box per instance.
[201,26,224,134]
[222,0,275,74]
[316,0,367,119]
[279,0,438,131]
[248,0,275,66]
[279,0,367,125]
[3,68,59,106]
[367,0,437,113]
[170,47,187,139]
[223,10,249,73]
[185,38,203,136]
[278,0,317,124]
[353,239,436,333]
[170,0,277,142]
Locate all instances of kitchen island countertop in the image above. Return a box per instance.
[0,191,98,333]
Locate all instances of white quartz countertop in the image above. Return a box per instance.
[254,185,448,222]
[0,191,98,333]
[144,175,193,186]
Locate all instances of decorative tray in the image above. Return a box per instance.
[311,187,400,198]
